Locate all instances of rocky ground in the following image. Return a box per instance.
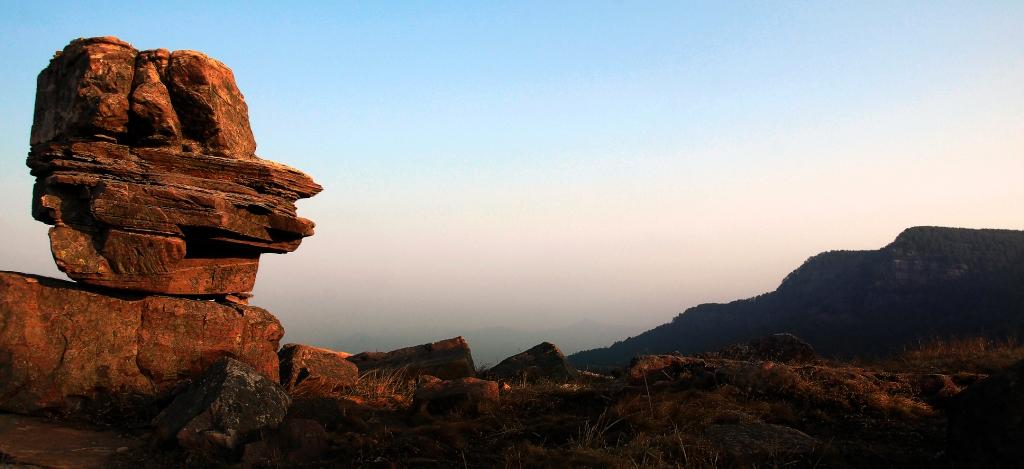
[1,335,1019,468]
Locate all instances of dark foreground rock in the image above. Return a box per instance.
[153,357,290,454]
[347,336,476,380]
[0,271,283,415]
[709,333,817,364]
[241,417,330,465]
[28,36,321,296]
[279,343,359,397]
[412,376,499,416]
[487,342,578,382]
[947,359,1024,466]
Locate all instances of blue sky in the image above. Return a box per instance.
[1,1,1022,354]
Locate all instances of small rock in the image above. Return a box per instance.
[347,336,476,380]
[153,357,291,454]
[627,354,703,385]
[487,342,578,382]
[412,377,499,416]
[279,343,359,397]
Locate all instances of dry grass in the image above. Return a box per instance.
[875,336,1024,374]
[295,367,417,409]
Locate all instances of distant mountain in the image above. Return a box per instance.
[570,227,1024,368]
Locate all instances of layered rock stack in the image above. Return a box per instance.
[28,36,320,296]
[0,36,320,415]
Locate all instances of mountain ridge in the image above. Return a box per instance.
[569,226,1024,368]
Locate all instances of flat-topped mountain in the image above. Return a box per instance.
[570,227,1024,368]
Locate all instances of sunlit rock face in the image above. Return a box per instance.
[0,271,284,415]
[27,36,321,296]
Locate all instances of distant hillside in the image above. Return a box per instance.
[570,227,1024,368]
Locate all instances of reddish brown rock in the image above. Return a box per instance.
[27,36,320,296]
[412,376,499,416]
[166,50,256,158]
[278,343,359,397]
[0,271,283,415]
[347,336,476,380]
[626,354,698,385]
[31,36,136,145]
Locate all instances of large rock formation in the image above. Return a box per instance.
[0,271,283,415]
[28,36,320,296]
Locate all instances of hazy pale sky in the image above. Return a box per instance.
[1,1,1022,352]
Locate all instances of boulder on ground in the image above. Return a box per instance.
[487,342,578,382]
[412,376,499,416]
[347,336,476,380]
[947,359,1024,466]
[711,333,817,364]
[153,357,290,454]
[0,271,283,415]
[627,354,700,385]
[28,36,321,296]
[278,343,358,397]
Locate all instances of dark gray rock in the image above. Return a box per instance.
[487,342,578,381]
[153,357,290,454]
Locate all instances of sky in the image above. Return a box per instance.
[1,1,1022,358]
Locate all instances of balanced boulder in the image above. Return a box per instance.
[0,271,283,415]
[28,36,321,296]
[347,336,476,380]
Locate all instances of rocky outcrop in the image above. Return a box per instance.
[28,36,320,296]
[279,344,359,397]
[153,357,290,454]
[947,359,1024,466]
[412,376,499,416]
[0,271,283,415]
[487,342,578,382]
[347,337,476,380]
[709,333,817,364]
